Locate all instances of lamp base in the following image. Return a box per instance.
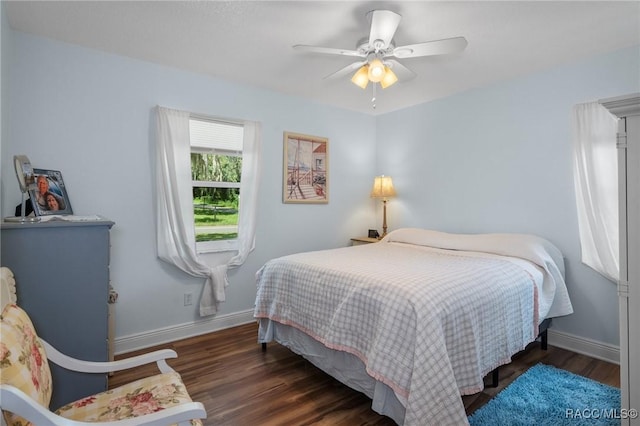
[4,215,40,223]
[380,199,389,239]
[9,190,38,223]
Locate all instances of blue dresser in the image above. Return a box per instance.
[0,218,114,410]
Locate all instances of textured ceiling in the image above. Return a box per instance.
[5,1,640,115]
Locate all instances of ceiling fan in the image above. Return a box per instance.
[293,10,467,94]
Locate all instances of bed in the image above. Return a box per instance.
[253,228,573,425]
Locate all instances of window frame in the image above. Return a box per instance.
[189,116,244,254]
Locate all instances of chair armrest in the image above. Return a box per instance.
[1,385,206,426]
[41,339,177,374]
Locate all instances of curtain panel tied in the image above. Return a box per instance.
[155,106,261,316]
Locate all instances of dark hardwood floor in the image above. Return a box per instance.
[110,322,619,425]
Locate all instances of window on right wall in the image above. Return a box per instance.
[571,101,619,282]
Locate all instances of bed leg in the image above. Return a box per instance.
[261,342,267,352]
[490,367,499,388]
[538,318,551,350]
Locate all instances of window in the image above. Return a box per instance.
[189,117,244,253]
[156,106,261,314]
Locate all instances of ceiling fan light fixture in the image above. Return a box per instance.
[367,58,385,83]
[351,65,370,89]
[380,66,398,89]
[293,9,468,106]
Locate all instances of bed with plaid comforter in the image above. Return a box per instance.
[254,228,573,425]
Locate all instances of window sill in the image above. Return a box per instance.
[196,240,239,254]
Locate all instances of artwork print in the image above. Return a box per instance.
[29,169,73,215]
[283,132,328,204]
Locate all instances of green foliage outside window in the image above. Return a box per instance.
[192,153,242,242]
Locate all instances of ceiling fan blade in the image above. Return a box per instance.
[386,59,416,81]
[323,61,367,80]
[367,10,401,49]
[392,37,468,59]
[293,45,364,57]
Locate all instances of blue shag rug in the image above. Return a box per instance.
[468,363,621,425]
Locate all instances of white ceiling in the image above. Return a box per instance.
[5,1,640,115]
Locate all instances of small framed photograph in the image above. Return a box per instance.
[283,132,328,204]
[368,229,380,239]
[29,169,73,216]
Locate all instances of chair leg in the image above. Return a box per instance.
[261,342,267,352]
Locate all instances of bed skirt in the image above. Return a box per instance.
[258,317,554,425]
[258,318,406,425]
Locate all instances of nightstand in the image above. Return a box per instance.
[350,236,380,246]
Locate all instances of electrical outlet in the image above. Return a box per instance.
[183,292,193,306]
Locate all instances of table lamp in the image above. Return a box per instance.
[370,175,396,238]
[5,155,40,223]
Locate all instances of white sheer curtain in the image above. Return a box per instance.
[571,101,619,282]
[155,106,262,316]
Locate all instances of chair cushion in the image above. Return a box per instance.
[0,304,53,426]
[55,371,203,426]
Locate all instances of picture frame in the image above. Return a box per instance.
[368,229,380,239]
[29,168,73,216]
[283,132,329,204]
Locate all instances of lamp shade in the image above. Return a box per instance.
[367,58,385,83]
[351,65,369,89]
[13,155,35,192]
[370,175,396,199]
[380,66,398,89]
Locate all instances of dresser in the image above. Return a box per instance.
[0,218,114,410]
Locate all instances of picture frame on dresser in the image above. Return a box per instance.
[29,168,73,216]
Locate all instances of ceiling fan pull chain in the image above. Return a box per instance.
[372,83,377,109]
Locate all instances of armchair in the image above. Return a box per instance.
[0,267,206,425]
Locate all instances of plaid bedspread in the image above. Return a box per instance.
[254,242,542,425]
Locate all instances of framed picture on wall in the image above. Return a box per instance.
[283,132,329,204]
[29,168,74,216]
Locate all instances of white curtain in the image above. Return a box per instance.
[571,101,619,282]
[155,106,262,316]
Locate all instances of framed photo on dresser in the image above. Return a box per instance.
[29,169,73,216]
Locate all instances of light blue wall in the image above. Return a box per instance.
[376,45,640,345]
[2,22,638,348]
[1,31,377,338]
[0,2,12,209]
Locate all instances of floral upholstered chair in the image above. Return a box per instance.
[0,267,206,425]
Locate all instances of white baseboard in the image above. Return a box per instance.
[115,312,621,366]
[548,329,620,365]
[114,309,255,355]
